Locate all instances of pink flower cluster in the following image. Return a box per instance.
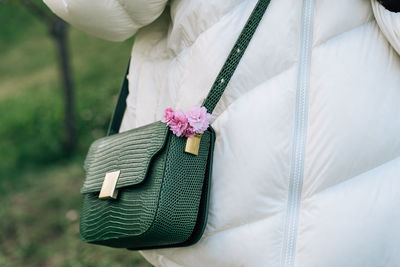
[161,106,212,138]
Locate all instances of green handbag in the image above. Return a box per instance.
[79,0,271,250]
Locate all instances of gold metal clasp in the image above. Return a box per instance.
[99,170,120,199]
[184,134,202,155]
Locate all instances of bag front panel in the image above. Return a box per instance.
[80,142,169,244]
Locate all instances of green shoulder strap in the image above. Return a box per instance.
[108,0,271,136]
[201,0,271,114]
[107,60,130,136]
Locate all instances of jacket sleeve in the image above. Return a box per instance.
[371,0,400,55]
[43,0,168,41]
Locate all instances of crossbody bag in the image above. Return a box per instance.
[79,0,271,250]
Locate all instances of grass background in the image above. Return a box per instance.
[0,3,152,266]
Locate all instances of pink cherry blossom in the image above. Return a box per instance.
[161,107,175,124]
[186,106,211,133]
[168,110,189,137]
[184,125,195,138]
[161,105,211,137]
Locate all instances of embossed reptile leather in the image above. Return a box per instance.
[80,0,271,250]
[81,121,169,194]
[81,121,215,249]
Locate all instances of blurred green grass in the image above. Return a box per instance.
[0,4,152,266]
[0,161,152,267]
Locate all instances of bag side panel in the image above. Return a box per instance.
[145,130,212,245]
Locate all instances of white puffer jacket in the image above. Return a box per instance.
[44,0,400,266]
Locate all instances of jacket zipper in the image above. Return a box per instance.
[280,0,315,266]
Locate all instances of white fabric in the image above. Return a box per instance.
[43,0,168,41]
[44,0,400,266]
[372,0,400,55]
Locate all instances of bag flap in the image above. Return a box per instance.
[80,120,169,194]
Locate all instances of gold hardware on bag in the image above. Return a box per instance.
[99,170,121,199]
[184,134,202,155]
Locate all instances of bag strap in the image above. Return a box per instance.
[107,60,130,135]
[201,0,271,114]
[108,0,271,136]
